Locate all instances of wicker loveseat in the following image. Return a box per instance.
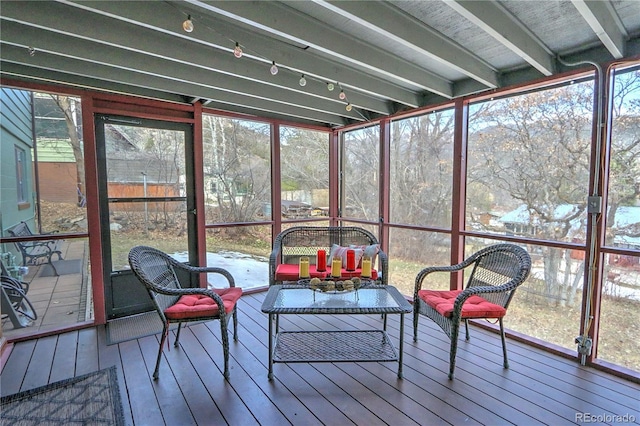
[269,226,388,286]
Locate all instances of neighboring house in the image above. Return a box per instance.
[0,88,36,234]
[103,124,182,212]
[0,88,39,272]
[34,95,182,208]
[608,206,640,267]
[2,89,180,236]
[107,156,180,198]
[499,204,586,237]
[33,93,82,204]
[500,203,640,266]
[36,138,79,204]
[610,206,640,247]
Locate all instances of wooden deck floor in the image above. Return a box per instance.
[2,291,639,425]
[1,239,91,341]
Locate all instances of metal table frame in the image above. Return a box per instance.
[261,284,412,380]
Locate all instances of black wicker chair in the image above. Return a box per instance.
[413,244,531,379]
[128,246,242,380]
[1,261,37,328]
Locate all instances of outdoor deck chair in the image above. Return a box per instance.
[128,246,242,380]
[1,261,37,328]
[7,221,63,275]
[413,243,531,379]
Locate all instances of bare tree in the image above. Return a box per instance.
[202,116,271,223]
[387,111,456,259]
[608,70,640,240]
[468,83,594,306]
[343,126,380,221]
[280,126,330,192]
[50,95,85,206]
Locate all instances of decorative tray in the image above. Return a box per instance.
[297,277,374,293]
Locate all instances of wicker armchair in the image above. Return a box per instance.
[1,261,36,328]
[269,226,388,286]
[128,246,242,380]
[413,244,531,379]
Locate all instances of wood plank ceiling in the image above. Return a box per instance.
[1,1,639,127]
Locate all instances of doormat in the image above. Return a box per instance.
[106,311,177,345]
[0,366,125,425]
[39,259,82,277]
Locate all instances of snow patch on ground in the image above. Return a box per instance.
[172,251,269,290]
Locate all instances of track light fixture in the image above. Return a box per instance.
[28,47,36,57]
[339,90,346,100]
[182,15,194,33]
[345,103,353,111]
[299,75,307,86]
[326,82,335,91]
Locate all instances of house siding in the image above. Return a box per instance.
[35,138,80,204]
[0,88,35,234]
[37,162,78,203]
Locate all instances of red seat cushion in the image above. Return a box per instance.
[164,287,242,320]
[418,289,506,319]
[275,264,378,282]
[275,264,328,281]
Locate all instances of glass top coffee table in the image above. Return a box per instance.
[261,284,412,380]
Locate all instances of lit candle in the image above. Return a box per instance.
[316,250,327,272]
[331,257,342,278]
[346,249,356,271]
[361,256,372,278]
[299,257,310,278]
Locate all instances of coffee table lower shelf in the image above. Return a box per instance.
[273,330,398,363]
